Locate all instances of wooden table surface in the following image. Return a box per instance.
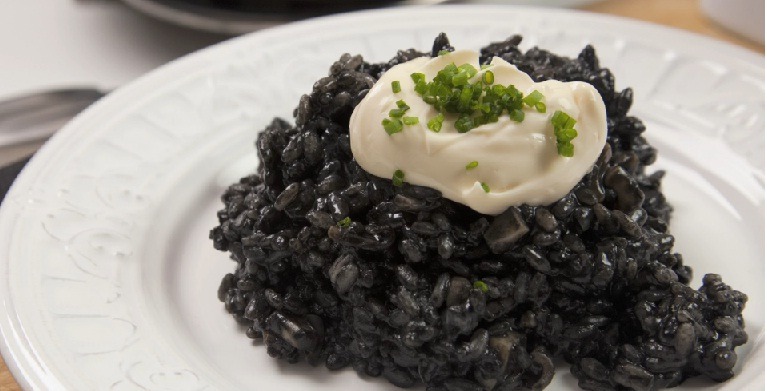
[0,0,762,389]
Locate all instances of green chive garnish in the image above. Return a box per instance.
[557,142,575,157]
[481,182,490,193]
[414,81,428,95]
[391,80,401,93]
[411,62,546,133]
[482,70,494,85]
[383,99,412,131]
[455,115,474,133]
[438,49,450,56]
[410,73,426,84]
[522,90,546,113]
[452,72,469,86]
[382,118,403,135]
[509,109,525,123]
[427,113,444,132]
[473,280,488,292]
[337,217,351,227]
[403,116,419,125]
[458,64,478,77]
[389,108,405,118]
[392,169,405,187]
[465,161,478,170]
[389,100,411,117]
[523,90,544,106]
[551,110,578,157]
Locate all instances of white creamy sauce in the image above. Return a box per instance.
[349,50,607,215]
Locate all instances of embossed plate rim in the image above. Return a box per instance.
[0,5,763,390]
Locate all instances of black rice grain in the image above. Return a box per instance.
[211,34,748,390]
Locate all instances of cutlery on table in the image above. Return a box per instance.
[0,87,106,201]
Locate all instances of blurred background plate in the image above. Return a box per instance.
[120,0,602,34]
[120,0,404,33]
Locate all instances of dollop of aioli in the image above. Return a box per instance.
[349,50,607,215]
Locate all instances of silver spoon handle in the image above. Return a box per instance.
[0,88,106,148]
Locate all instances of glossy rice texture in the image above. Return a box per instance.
[210,34,748,391]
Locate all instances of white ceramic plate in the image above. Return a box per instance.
[0,5,763,390]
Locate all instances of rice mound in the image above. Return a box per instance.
[210,34,748,391]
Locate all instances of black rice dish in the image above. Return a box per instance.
[210,34,748,390]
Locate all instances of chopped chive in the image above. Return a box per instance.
[523,90,544,107]
[389,100,410,118]
[552,110,576,128]
[403,116,419,125]
[455,115,474,133]
[465,161,479,170]
[509,109,525,122]
[438,49,450,56]
[482,70,494,85]
[411,62,547,134]
[337,217,351,228]
[557,142,575,157]
[481,182,490,193]
[458,64,478,77]
[473,280,488,292]
[452,72,469,86]
[427,113,444,132]
[551,110,578,157]
[480,64,491,70]
[414,81,428,95]
[551,110,566,126]
[392,169,405,187]
[391,80,401,93]
[382,118,403,135]
[561,127,578,141]
[458,87,473,109]
[389,108,405,117]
